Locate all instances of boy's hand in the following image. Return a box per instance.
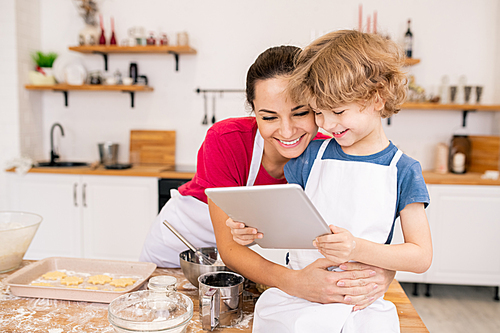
[313,225,358,265]
[226,217,263,246]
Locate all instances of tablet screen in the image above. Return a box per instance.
[206,184,331,249]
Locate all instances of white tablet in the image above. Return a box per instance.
[205,184,331,249]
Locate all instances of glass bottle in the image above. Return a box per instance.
[404,19,413,58]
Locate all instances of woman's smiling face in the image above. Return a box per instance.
[254,76,318,161]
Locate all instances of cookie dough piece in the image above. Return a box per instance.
[88,275,113,285]
[61,276,84,286]
[85,286,99,290]
[110,278,136,288]
[42,271,67,280]
[31,282,52,287]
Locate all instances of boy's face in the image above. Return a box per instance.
[254,77,318,161]
[310,98,386,155]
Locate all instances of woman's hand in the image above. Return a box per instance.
[281,259,395,309]
[225,217,263,246]
[337,262,396,311]
[313,225,358,265]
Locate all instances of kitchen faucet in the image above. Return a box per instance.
[50,123,64,165]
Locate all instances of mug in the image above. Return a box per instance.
[198,271,244,331]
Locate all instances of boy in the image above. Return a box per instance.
[252,30,432,332]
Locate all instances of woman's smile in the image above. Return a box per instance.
[276,134,305,147]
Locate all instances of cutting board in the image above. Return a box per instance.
[129,130,175,166]
[469,135,500,172]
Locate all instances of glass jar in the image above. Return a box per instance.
[449,135,471,174]
[108,275,193,333]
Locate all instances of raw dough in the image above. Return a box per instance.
[42,271,67,280]
[88,274,113,285]
[61,276,84,286]
[85,286,99,290]
[110,278,136,287]
[31,282,52,287]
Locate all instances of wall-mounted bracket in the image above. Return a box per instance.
[168,51,180,71]
[123,91,135,108]
[462,110,476,127]
[93,51,109,71]
[55,90,69,107]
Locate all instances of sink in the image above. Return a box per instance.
[37,161,89,167]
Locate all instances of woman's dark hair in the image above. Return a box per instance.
[246,45,301,110]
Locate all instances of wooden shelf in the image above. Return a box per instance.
[402,102,500,111]
[69,45,196,54]
[404,58,420,66]
[25,84,153,108]
[396,102,500,127]
[68,45,196,71]
[25,84,153,92]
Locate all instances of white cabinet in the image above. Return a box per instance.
[394,184,500,289]
[6,173,82,259]
[6,173,158,261]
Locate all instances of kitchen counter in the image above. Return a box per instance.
[422,171,500,186]
[6,165,195,179]
[7,167,500,185]
[0,261,428,332]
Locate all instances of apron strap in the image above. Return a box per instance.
[317,139,331,159]
[246,129,264,186]
[389,149,403,167]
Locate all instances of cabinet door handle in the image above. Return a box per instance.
[82,183,87,207]
[73,183,78,207]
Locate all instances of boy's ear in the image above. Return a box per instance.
[373,93,386,113]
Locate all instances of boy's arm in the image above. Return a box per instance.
[316,202,432,273]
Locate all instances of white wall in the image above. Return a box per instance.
[0,0,20,210]
[5,0,500,174]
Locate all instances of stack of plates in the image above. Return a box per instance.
[52,53,87,85]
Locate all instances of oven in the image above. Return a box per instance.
[158,178,191,212]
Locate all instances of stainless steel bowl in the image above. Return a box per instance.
[179,247,228,288]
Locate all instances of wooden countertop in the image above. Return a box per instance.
[6,166,500,186]
[423,171,500,186]
[5,165,195,179]
[0,261,427,332]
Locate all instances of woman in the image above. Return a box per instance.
[141,45,394,308]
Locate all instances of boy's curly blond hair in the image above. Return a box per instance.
[288,30,407,118]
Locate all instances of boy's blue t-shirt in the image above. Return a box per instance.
[284,140,430,243]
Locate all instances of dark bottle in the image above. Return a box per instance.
[449,135,471,174]
[110,17,117,45]
[404,19,413,58]
[129,63,138,83]
[99,14,106,45]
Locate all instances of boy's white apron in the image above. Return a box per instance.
[254,139,401,333]
[140,131,286,267]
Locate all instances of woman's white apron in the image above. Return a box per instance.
[254,139,402,333]
[140,130,280,267]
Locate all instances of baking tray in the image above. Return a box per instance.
[3,257,156,303]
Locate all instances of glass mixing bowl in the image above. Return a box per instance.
[0,211,42,273]
[108,276,193,333]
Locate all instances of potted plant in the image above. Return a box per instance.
[29,51,58,85]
